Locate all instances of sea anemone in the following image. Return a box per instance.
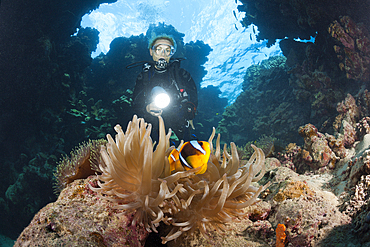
[54,139,107,194]
[90,115,270,244]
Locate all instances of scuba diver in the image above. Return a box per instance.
[132,34,198,145]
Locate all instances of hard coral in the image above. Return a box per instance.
[90,115,270,244]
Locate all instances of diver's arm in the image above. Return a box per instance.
[133,72,163,117]
[132,73,149,116]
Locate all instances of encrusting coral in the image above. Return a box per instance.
[90,115,270,244]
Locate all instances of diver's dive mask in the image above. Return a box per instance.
[152,43,176,57]
[155,58,168,70]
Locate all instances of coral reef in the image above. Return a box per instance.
[233,3,369,155]
[329,134,370,246]
[156,150,359,246]
[277,91,370,174]
[298,123,339,170]
[277,143,305,172]
[262,165,352,246]
[273,180,315,203]
[357,89,370,118]
[16,105,370,246]
[66,93,116,139]
[347,134,370,186]
[0,10,107,237]
[272,94,370,246]
[329,16,370,81]
[334,94,360,133]
[348,175,370,242]
[236,135,276,161]
[1,152,56,239]
[15,115,271,246]
[289,68,342,123]
[356,117,370,140]
[168,205,275,247]
[2,0,370,245]
[217,56,308,146]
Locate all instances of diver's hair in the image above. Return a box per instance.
[148,33,177,51]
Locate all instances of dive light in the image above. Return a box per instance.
[151,86,170,109]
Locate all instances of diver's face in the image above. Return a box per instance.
[150,39,174,63]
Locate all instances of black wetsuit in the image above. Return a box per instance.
[132,60,198,144]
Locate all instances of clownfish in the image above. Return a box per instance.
[168,140,211,175]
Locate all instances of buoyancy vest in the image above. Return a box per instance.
[141,60,191,108]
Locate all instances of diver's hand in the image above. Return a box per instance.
[146,103,163,117]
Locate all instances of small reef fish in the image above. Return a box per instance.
[168,140,211,175]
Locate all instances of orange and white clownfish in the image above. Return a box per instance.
[168,140,211,175]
